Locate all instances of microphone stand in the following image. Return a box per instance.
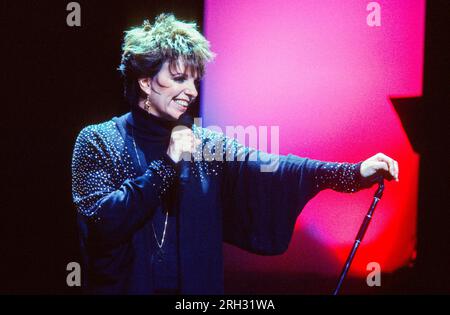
[333,177,385,295]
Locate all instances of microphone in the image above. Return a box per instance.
[177,112,194,128]
[176,112,195,183]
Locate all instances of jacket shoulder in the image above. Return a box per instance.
[74,119,125,161]
[77,120,119,142]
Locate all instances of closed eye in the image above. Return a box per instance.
[173,76,200,89]
[173,75,187,83]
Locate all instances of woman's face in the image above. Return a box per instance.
[140,59,199,121]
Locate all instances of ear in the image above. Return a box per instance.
[137,77,152,96]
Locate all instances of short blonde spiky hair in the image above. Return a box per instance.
[118,13,216,107]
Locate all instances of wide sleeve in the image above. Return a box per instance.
[71,126,177,248]
[219,136,377,256]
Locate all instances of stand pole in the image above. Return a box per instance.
[333,178,384,295]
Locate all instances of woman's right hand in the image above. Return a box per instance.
[166,126,201,163]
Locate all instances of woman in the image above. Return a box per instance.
[71,14,399,294]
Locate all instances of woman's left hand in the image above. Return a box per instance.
[360,153,399,182]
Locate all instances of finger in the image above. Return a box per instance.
[172,132,183,141]
[387,158,395,179]
[394,160,399,181]
[377,154,395,179]
[372,161,392,180]
[173,128,192,136]
[373,153,384,164]
[181,140,193,153]
[391,159,397,181]
[372,161,388,172]
[178,134,194,146]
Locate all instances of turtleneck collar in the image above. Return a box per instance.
[126,105,175,138]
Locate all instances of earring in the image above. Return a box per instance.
[144,94,152,113]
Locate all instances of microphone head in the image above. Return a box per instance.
[177,112,194,128]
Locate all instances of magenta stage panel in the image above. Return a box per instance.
[202,0,424,280]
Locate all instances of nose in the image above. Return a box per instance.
[185,80,198,99]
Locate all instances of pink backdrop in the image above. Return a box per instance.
[202,0,424,277]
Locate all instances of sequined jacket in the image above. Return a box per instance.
[71,112,375,294]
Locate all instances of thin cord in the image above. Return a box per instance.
[131,126,169,249]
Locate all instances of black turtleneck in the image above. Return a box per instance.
[125,105,180,293]
[126,105,174,157]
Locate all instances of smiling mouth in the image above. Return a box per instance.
[174,99,189,106]
[173,99,189,111]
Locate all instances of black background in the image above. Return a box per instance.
[1,0,448,294]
